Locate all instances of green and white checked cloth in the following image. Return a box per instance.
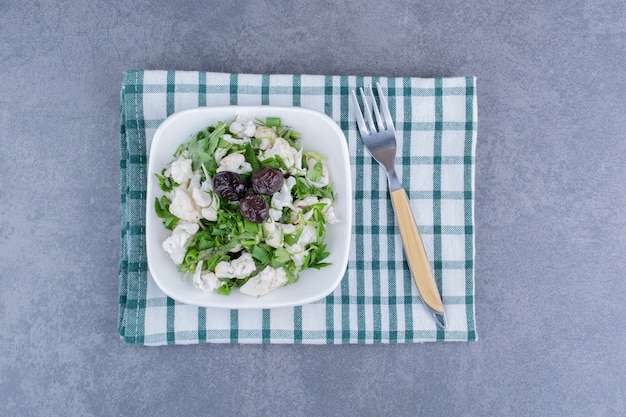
[119,70,477,345]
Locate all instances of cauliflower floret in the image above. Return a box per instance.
[165,155,193,185]
[161,222,200,265]
[320,197,340,224]
[263,221,283,248]
[189,173,218,222]
[268,208,283,222]
[259,138,272,150]
[305,157,330,187]
[188,172,201,190]
[285,225,318,267]
[200,207,217,222]
[193,270,222,292]
[255,126,278,141]
[169,188,201,223]
[259,138,300,171]
[230,252,256,277]
[294,196,319,210]
[193,261,223,292]
[214,252,256,279]
[289,249,306,268]
[168,173,219,223]
[239,265,288,297]
[278,223,297,235]
[190,175,211,206]
[216,153,253,174]
[266,222,298,244]
[214,147,228,164]
[214,261,231,278]
[271,176,296,210]
[298,225,318,247]
[229,115,256,138]
[222,133,248,145]
[291,147,304,175]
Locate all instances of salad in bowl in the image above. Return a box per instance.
[146,106,351,309]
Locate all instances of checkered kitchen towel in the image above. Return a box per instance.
[119,70,477,345]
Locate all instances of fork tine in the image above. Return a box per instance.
[376,82,395,131]
[350,89,369,135]
[359,87,377,133]
[366,85,385,131]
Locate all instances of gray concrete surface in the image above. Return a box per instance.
[1,0,625,416]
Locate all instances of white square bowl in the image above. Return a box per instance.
[146,106,352,309]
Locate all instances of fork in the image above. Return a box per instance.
[350,82,446,329]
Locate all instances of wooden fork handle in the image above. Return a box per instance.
[390,188,444,313]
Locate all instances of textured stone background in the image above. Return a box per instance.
[1,1,624,416]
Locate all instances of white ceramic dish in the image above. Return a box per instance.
[146,106,352,309]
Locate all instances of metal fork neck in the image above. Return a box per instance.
[386,169,402,191]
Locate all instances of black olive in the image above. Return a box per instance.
[213,171,246,201]
[251,166,284,195]
[239,193,269,223]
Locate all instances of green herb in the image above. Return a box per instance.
[244,142,261,172]
[251,244,271,264]
[285,266,299,284]
[261,156,280,170]
[216,280,235,295]
[274,154,289,171]
[306,243,331,270]
[284,226,304,246]
[155,173,170,192]
[271,247,292,268]
[198,239,241,261]
[184,247,199,265]
[293,177,333,200]
[154,196,179,230]
[265,117,281,127]
[187,133,213,172]
[308,161,323,183]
